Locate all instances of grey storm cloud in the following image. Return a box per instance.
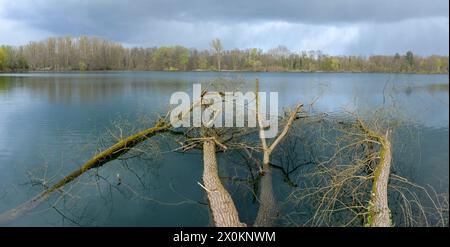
[0,0,448,55]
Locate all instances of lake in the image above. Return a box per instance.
[0,71,448,226]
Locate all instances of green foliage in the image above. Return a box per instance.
[79,61,88,71]
[0,36,448,73]
[0,47,6,70]
[322,57,340,71]
[0,45,28,70]
[18,57,29,69]
[179,48,189,69]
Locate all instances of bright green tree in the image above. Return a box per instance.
[0,47,6,70]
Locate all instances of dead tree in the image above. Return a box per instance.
[254,79,302,226]
[0,119,171,225]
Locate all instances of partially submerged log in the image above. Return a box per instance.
[254,170,278,226]
[0,120,170,225]
[358,120,392,227]
[368,131,392,227]
[202,140,246,227]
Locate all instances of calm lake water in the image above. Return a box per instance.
[0,72,448,226]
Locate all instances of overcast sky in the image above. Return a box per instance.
[0,0,448,55]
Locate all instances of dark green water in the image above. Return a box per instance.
[0,72,448,226]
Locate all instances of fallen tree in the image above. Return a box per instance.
[197,101,300,227]
[2,80,424,227]
[357,120,392,227]
[282,113,397,227]
[201,139,246,227]
[0,88,209,226]
[190,79,302,227]
[0,119,171,225]
[254,79,302,226]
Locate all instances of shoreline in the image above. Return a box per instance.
[1,69,448,75]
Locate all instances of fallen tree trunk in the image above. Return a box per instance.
[358,120,392,227]
[254,169,278,226]
[0,120,170,225]
[368,131,392,227]
[202,140,245,227]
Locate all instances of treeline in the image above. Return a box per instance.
[0,36,448,73]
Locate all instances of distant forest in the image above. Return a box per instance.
[0,36,448,73]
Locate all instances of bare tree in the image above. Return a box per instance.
[254,79,302,226]
[211,38,222,71]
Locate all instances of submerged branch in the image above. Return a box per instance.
[0,120,170,225]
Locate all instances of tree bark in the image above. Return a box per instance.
[254,165,277,226]
[357,120,392,227]
[202,140,245,227]
[368,131,392,227]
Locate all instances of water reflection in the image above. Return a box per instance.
[1,72,448,128]
[0,75,189,104]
